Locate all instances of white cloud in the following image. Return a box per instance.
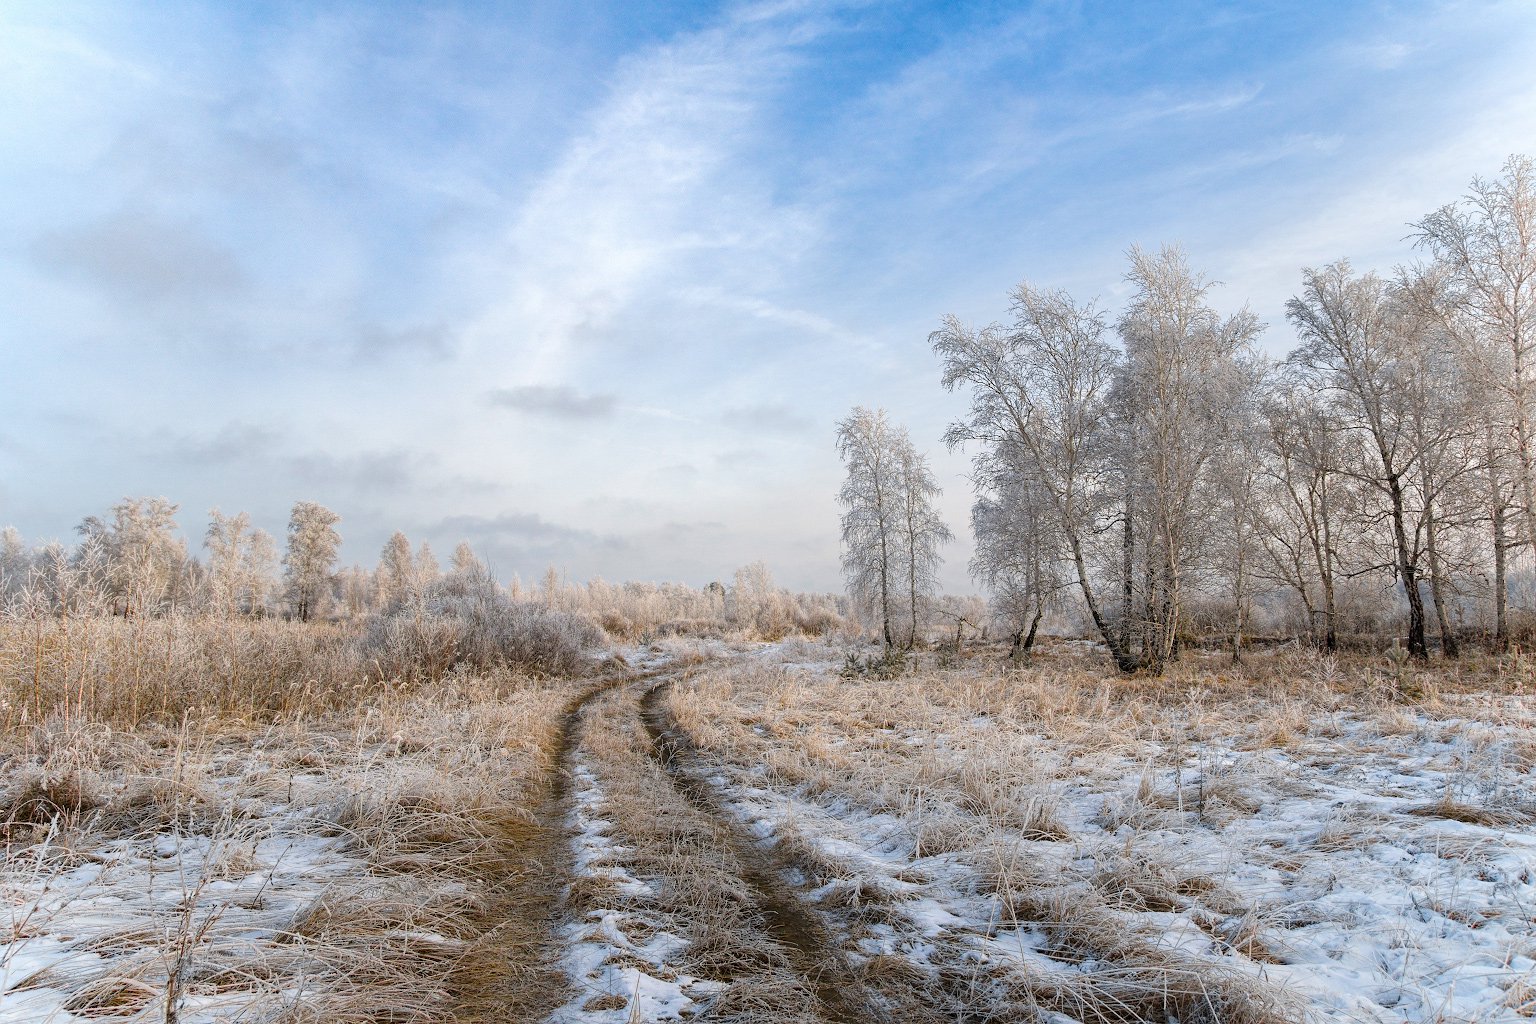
[462,3,828,383]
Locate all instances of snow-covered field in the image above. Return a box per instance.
[6,637,1534,1023]
[4,779,368,1023]
[662,642,1536,1023]
[2,675,580,1024]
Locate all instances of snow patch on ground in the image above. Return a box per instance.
[2,802,362,1023]
[690,676,1536,1024]
[552,760,721,1022]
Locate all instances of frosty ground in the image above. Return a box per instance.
[5,637,1535,1023]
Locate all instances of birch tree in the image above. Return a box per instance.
[970,455,1068,656]
[204,509,276,616]
[894,435,952,646]
[1414,156,1536,559]
[1395,267,1487,657]
[0,527,31,604]
[377,531,414,611]
[445,541,496,601]
[77,498,188,617]
[933,294,1138,670]
[836,407,903,647]
[1401,257,1524,648]
[1257,379,1353,649]
[283,501,341,622]
[450,541,484,579]
[1286,262,1436,659]
[1210,359,1269,662]
[414,542,440,599]
[1114,245,1262,672]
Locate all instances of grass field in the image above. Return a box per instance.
[4,622,1535,1022]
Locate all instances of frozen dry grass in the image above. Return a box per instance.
[664,641,1536,1024]
[0,615,597,1024]
[9,619,1536,1023]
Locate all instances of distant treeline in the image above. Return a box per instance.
[0,501,865,643]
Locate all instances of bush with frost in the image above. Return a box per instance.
[361,583,604,681]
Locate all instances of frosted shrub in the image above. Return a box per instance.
[361,591,604,681]
[359,613,464,683]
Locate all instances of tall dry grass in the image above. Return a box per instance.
[0,615,363,736]
[0,610,606,1023]
[0,598,613,739]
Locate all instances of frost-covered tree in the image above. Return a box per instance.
[1394,266,1487,659]
[337,564,373,617]
[377,531,414,611]
[940,254,1257,673]
[1209,359,1270,662]
[837,408,949,648]
[1414,156,1536,557]
[970,457,1067,657]
[727,560,789,638]
[450,541,484,578]
[1284,261,1472,661]
[541,566,562,608]
[204,509,276,616]
[894,435,951,646]
[933,293,1136,669]
[1,526,32,604]
[1114,245,1262,671]
[441,541,496,603]
[1256,377,1355,650]
[76,497,188,617]
[836,407,904,647]
[414,542,440,599]
[836,407,901,645]
[283,501,341,622]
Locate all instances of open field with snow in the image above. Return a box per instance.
[656,641,1536,1023]
[6,628,1536,1023]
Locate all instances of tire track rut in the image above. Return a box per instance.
[636,678,885,1024]
[457,663,649,1021]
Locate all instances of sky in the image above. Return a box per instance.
[3,0,1536,593]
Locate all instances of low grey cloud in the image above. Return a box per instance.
[430,512,740,585]
[715,446,770,468]
[150,427,431,501]
[163,423,282,465]
[439,511,614,549]
[435,511,628,575]
[485,385,617,419]
[287,450,423,494]
[32,210,246,303]
[720,403,815,436]
[354,322,456,362]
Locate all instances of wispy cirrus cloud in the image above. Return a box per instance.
[462,1,833,381]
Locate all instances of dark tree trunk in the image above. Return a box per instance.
[1022,603,1044,653]
[1121,488,1135,655]
[1423,495,1459,659]
[1316,480,1339,653]
[1488,429,1510,651]
[1387,474,1429,662]
[1068,530,1140,674]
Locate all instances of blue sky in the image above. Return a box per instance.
[3,0,1535,591]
